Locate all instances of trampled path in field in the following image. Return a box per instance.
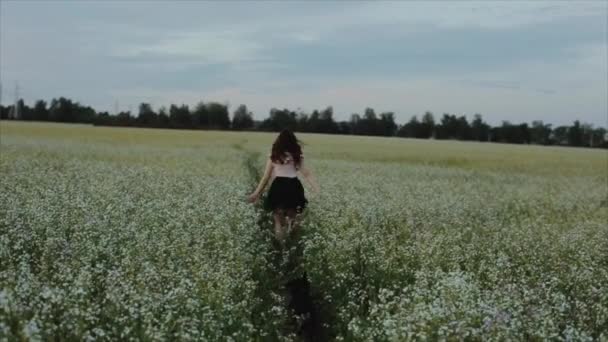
[238,142,330,341]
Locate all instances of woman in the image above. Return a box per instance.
[248,129,320,243]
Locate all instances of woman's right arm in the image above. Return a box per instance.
[248,157,273,203]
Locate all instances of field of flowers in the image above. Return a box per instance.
[1,121,607,341]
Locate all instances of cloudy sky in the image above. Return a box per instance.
[1,1,606,126]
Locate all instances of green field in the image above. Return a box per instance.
[1,121,607,341]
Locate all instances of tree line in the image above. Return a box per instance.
[1,97,606,148]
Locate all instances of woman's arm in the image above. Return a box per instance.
[248,157,273,203]
[299,160,320,194]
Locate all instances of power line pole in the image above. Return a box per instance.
[9,82,20,119]
[16,83,20,120]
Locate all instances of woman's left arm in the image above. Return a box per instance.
[248,157,273,203]
[298,156,320,194]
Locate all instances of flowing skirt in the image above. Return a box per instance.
[263,176,308,213]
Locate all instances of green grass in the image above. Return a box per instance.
[1,120,605,176]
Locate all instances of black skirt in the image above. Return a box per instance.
[263,176,308,213]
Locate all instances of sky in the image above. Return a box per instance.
[1,1,607,127]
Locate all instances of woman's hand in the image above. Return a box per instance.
[247,192,260,203]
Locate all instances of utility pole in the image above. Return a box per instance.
[15,82,20,120]
[9,82,20,119]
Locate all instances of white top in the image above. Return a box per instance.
[270,152,301,178]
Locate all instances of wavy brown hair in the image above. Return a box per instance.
[271,129,302,169]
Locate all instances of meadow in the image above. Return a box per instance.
[1,120,607,341]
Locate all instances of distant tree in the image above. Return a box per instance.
[93,111,111,126]
[308,109,321,132]
[32,100,49,121]
[296,111,309,132]
[363,107,379,135]
[456,116,472,140]
[169,104,191,128]
[260,108,297,131]
[63,98,95,123]
[232,104,254,130]
[492,121,529,144]
[15,99,31,120]
[518,123,530,144]
[319,106,339,134]
[397,115,420,138]
[419,111,435,138]
[49,97,75,122]
[379,112,397,136]
[471,114,490,141]
[136,103,157,126]
[568,120,583,147]
[191,102,209,128]
[116,110,133,126]
[350,113,362,135]
[48,99,59,121]
[578,122,603,147]
[363,108,376,121]
[592,127,608,148]
[357,107,385,136]
[437,114,458,139]
[77,105,96,123]
[530,120,552,145]
[498,121,514,143]
[337,121,351,135]
[206,102,230,129]
[551,126,569,145]
[157,106,170,127]
[0,105,8,119]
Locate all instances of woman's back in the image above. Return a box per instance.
[271,152,299,178]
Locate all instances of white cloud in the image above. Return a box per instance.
[112,29,265,65]
[291,32,321,43]
[343,1,606,30]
